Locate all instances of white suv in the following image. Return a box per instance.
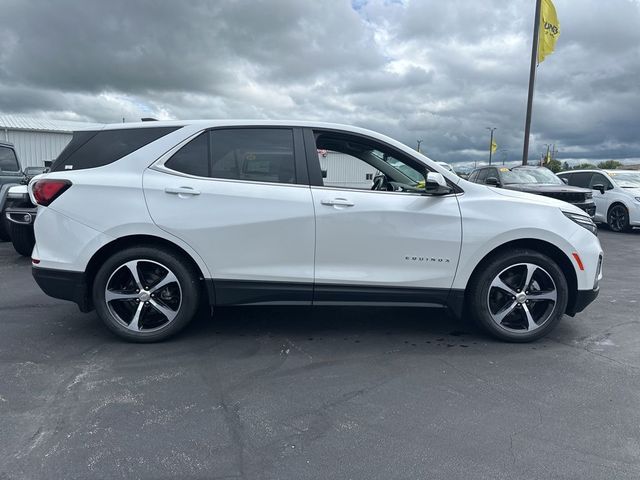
[557,169,640,232]
[30,121,603,343]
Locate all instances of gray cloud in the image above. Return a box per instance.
[0,0,639,166]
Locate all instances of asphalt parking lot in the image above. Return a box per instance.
[1,230,639,480]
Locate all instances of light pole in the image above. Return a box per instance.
[416,140,422,153]
[487,127,497,165]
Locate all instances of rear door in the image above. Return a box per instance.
[304,128,462,305]
[143,127,316,304]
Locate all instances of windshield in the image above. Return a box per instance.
[608,171,640,188]
[500,169,538,184]
[513,168,563,184]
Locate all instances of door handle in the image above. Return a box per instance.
[321,198,354,207]
[164,186,201,196]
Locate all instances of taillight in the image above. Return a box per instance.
[32,179,72,206]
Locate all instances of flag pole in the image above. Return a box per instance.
[522,0,542,165]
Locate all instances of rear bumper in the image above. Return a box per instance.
[567,287,600,316]
[32,266,92,312]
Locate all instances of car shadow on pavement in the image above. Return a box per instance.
[177,305,489,347]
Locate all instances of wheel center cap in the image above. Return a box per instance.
[139,291,151,302]
[516,292,527,304]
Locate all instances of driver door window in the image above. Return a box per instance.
[311,131,425,193]
[589,173,612,190]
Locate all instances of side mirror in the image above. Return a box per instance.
[424,172,452,195]
[485,176,500,187]
[592,184,605,195]
[561,177,568,184]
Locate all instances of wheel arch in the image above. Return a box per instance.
[84,234,214,311]
[465,238,578,316]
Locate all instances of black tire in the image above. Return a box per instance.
[0,216,10,242]
[607,204,632,233]
[92,245,201,342]
[467,249,568,343]
[9,222,35,256]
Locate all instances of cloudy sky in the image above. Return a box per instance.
[1,0,639,167]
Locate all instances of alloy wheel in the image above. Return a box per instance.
[105,259,182,332]
[487,263,557,333]
[608,206,627,232]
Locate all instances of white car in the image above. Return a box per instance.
[30,120,603,343]
[557,169,640,232]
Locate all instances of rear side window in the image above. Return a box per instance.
[164,128,297,185]
[210,129,295,184]
[51,127,180,172]
[565,172,592,188]
[0,146,19,172]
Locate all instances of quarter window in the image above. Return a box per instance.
[165,132,209,177]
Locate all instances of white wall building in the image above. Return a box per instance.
[0,116,102,168]
[319,150,378,189]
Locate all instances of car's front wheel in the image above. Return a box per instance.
[92,246,201,342]
[607,204,631,232]
[468,249,568,342]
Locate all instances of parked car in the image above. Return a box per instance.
[468,165,596,217]
[436,161,458,176]
[30,121,602,343]
[557,169,640,232]
[0,142,24,241]
[4,166,47,256]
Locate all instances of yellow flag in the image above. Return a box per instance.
[491,140,497,153]
[538,0,560,64]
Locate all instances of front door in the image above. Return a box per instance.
[304,128,462,304]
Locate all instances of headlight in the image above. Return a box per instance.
[585,191,593,200]
[563,211,597,236]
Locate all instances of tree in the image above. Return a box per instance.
[573,163,597,170]
[597,160,622,170]
[546,158,562,173]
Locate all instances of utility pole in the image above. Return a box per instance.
[487,127,497,165]
[522,0,542,165]
[416,140,422,153]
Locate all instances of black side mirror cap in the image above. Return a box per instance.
[485,176,500,187]
[592,184,606,195]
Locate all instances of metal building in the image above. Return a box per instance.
[0,116,102,168]
[319,150,378,189]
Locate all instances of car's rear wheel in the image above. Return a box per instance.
[9,223,35,256]
[468,249,568,342]
[92,246,201,342]
[607,204,631,232]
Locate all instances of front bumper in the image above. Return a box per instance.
[572,201,596,217]
[567,287,600,316]
[32,266,92,312]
